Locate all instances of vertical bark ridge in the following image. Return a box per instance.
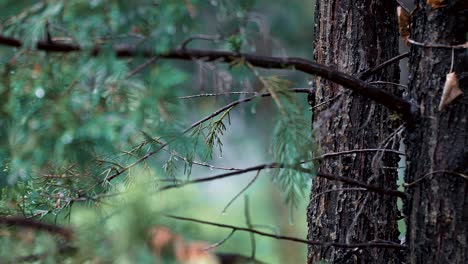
[307,1,403,263]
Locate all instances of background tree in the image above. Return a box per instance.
[307,0,403,263]
[404,1,467,263]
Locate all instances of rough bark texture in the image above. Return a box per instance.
[405,1,468,263]
[307,1,403,263]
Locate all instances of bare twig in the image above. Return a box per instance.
[368,81,408,89]
[317,148,405,159]
[126,56,158,78]
[179,34,222,50]
[0,34,414,119]
[222,171,261,214]
[407,39,468,49]
[165,215,406,250]
[310,93,342,110]
[404,170,468,187]
[179,91,259,99]
[160,162,406,198]
[358,52,410,80]
[244,196,256,259]
[306,145,404,184]
[203,229,236,251]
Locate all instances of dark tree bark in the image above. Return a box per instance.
[307,1,404,263]
[404,1,468,263]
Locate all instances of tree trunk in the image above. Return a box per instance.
[405,1,468,263]
[307,1,404,263]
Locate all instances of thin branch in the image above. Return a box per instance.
[244,196,256,260]
[358,52,410,80]
[126,56,158,78]
[179,34,222,50]
[317,148,405,159]
[407,38,468,49]
[179,91,259,99]
[160,162,406,198]
[368,81,408,89]
[106,143,168,181]
[404,170,468,187]
[0,216,73,241]
[222,171,261,214]
[0,34,414,119]
[203,229,236,251]
[165,215,406,250]
[310,93,342,110]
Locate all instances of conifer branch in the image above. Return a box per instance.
[106,89,310,181]
[0,34,414,120]
[160,162,406,198]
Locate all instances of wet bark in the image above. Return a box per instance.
[307,0,404,263]
[404,1,468,263]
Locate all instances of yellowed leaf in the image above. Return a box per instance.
[439,72,463,111]
[397,7,410,45]
[427,0,446,9]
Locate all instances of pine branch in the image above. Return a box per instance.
[165,215,406,250]
[0,34,414,120]
[105,89,310,181]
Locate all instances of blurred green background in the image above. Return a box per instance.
[0,0,316,263]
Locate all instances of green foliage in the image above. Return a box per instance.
[265,77,314,213]
[227,35,244,53]
[189,107,233,161]
[0,0,315,262]
[1,174,201,263]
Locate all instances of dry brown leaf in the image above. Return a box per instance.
[148,226,174,256]
[397,7,410,45]
[427,0,446,9]
[439,72,463,111]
